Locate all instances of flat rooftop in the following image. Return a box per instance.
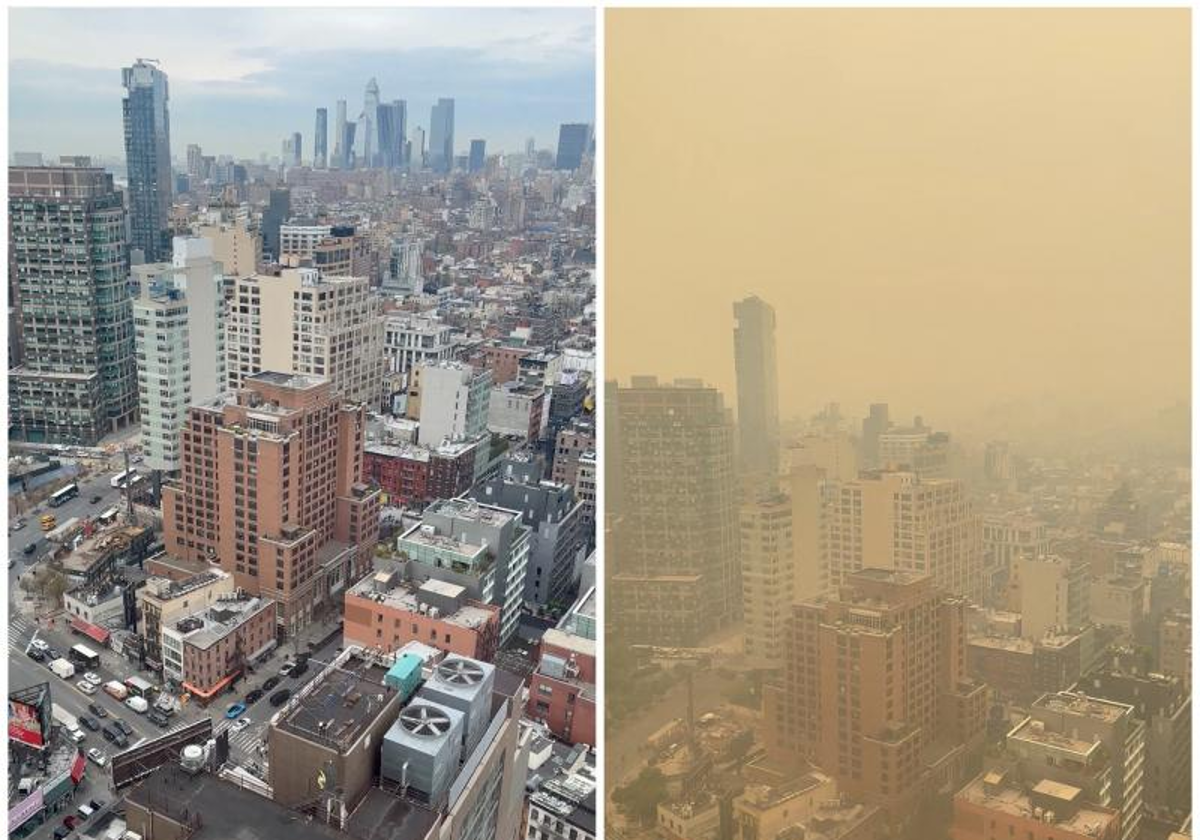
[276,653,397,750]
[126,764,344,840]
[1033,692,1131,724]
[347,577,496,630]
[172,596,272,650]
[956,774,1115,837]
[342,787,440,840]
[246,370,329,391]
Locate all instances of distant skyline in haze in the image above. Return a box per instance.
[607,9,1189,437]
[9,7,594,160]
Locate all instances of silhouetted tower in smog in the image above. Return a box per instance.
[733,295,780,492]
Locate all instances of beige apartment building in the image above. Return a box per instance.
[827,470,984,603]
[196,217,261,281]
[162,371,381,635]
[226,267,385,405]
[739,493,793,670]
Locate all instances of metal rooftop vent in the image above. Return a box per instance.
[400,704,453,737]
[437,659,485,686]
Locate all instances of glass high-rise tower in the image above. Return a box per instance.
[429,98,455,173]
[122,59,172,263]
[314,108,328,169]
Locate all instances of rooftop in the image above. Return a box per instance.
[347,575,496,630]
[1033,692,1132,724]
[957,774,1116,837]
[246,370,329,391]
[125,764,343,840]
[276,652,397,751]
[168,596,272,650]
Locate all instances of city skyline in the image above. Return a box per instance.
[9,7,594,159]
[607,9,1189,436]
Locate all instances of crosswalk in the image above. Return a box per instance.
[213,717,266,754]
[9,615,32,654]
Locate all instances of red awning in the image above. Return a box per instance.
[69,617,110,646]
[70,752,86,783]
[182,671,236,700]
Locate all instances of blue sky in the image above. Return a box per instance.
[9,7,595,161]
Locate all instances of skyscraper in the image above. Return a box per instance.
[429,98,455,173]
[333,99,347,169]
[360,77,380,167]
[412,126,426,169]
[555,123,590,170]
[469,139,487,173]
[261,188,290,261]
[122,58,172,262]
[9,165,138,444]
[733,294,780,489]
[376,101,406,170]
[609,377,740,645]
[314,107,327,168]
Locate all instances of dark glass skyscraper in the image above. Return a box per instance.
[262,188,290,262]
[733,294,779,488]
[469,139,486,173]
[314,107,328,169]
[429,98,455,173]
[555,123,590,170]
[375,101,406,169]
[122,59,172,262]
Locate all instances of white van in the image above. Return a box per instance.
[77,803,94,820]
[125,696,149,714]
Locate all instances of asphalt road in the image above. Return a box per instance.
[9,465,134,570]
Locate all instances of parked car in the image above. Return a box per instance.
[126,696,149,714]
[83,672,102,686]
[112,732,128,748]
[89,800,103,812]
[89,495,102,504]
[225,703,247,719]
[269,689,291,707]
[79,715,99,732]
[100,726,116,742]
[290,660,309,679]
[52,826,69,839]
[23,542,36,555]
[11,518,26,531]
[113,719,133,737]
[262,677,281,691]
[30,638,49,652]
[87,702,108,719]
[76,680,97,695]
[46,648,61,661]
[27,648,45,663]
[147,710,170,728]
[278,662,296,678]
[245,689,264,705]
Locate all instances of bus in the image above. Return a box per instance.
[69,644,101,670]
[48,483,79,508]
[110,470,136,489]
[97,507,119,527]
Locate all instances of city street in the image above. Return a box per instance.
[9,465,133,569]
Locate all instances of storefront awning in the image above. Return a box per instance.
[182,671,237,700]
[69,617,110,646]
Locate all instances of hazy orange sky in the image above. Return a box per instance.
[606,9,1190,432]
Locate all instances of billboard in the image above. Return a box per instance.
[111,718,213,790]
[8,683,51,751]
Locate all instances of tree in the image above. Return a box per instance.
[613,767,668,825]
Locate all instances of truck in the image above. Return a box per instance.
[125,696,149,714]
[52,704,85,743]
[49,658,76,680]
[103,681,128,701]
